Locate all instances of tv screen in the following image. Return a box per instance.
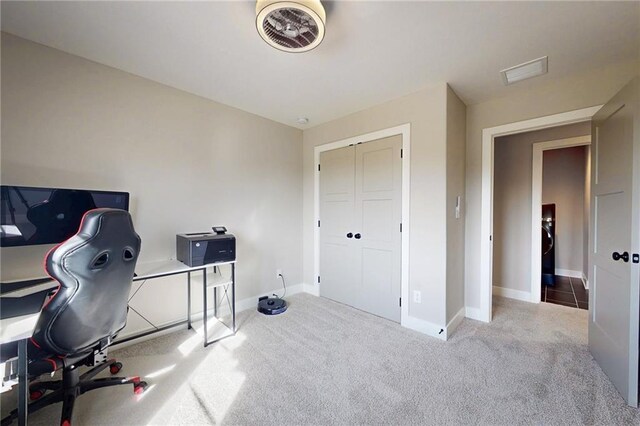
[1,185,129,247]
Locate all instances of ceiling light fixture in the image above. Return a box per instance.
[296,117,309,125]
[256,0,326,53]
[500,56,548,85]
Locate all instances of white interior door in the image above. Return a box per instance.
[354,136,402,321]
[319,146,356,307]
[319,135,402,322]
[589,77,639,407]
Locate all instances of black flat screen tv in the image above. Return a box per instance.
[0,185,129,247]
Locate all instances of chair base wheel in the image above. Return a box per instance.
[29,388,45,401]
[109,362,123,375]
[133,381,148,395]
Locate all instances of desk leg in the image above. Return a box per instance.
[213,266,218,319]
[17,338,28,426]
[203,268,208,347]
[187,272,192,329]
[232,263,236,334]
[213,287,218,319]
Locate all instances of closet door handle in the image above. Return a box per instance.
[354,233,361,239]
[612,251,629,262]
[346,233,353,239]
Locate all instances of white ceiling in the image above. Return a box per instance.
[2,1,639,129]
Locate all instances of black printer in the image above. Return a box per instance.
[176,228,235,267]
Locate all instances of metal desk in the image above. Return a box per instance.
[118,259,237,347]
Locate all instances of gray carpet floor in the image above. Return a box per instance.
[2,294,639,425]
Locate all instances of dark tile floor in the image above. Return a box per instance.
[541,275,589,310]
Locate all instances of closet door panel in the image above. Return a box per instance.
[319,146,356,306]
[354,135,402,322]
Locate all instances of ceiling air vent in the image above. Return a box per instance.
[500,56,548,85]
[256,0,326,53]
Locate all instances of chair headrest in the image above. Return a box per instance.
[45,208,141,279]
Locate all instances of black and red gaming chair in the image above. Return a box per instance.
[1,208,146,426]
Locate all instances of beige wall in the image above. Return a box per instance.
[465,60,639,310]
[445,86,466,323]
[492,123,589,292]
[542,145,586,274]
[1,33,303,337]
[303,84,451,328]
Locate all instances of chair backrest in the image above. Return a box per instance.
[32,208,141,356]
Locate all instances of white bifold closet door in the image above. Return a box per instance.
[319,135,402,322]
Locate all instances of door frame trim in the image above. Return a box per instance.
[479,106,601,322]
[313,123,411,324]
[531,135,591,303]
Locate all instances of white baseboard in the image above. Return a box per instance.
[493,285,531,302]
[581,273,589,290]
[402,315,446,341]
[464,306,486,322]
[555,268,582,279]
[117,283,465,348]
[303,283,319,296]
[444,307,465,339]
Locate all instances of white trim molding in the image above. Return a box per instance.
[581,273,589,290]
[493,286,532,303]
[445,307,466,339]
[554,269,584,279]
[303,283,320,296]
[480,105,602,322]
[464,306,484,322]
[531,135,591,303]
[313,124,411,327]
[403,315,446,341]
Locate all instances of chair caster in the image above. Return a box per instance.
[109,362,123,375]
[29,387,46,401]
[133,381,148,395]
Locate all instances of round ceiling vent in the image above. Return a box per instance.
[256,0,326,53]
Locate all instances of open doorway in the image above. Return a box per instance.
[491,122,591,308]
[478,106,600,322]
[538,144,590,310]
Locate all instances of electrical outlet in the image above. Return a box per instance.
[276,269,283,278]
[413,290,421,304]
